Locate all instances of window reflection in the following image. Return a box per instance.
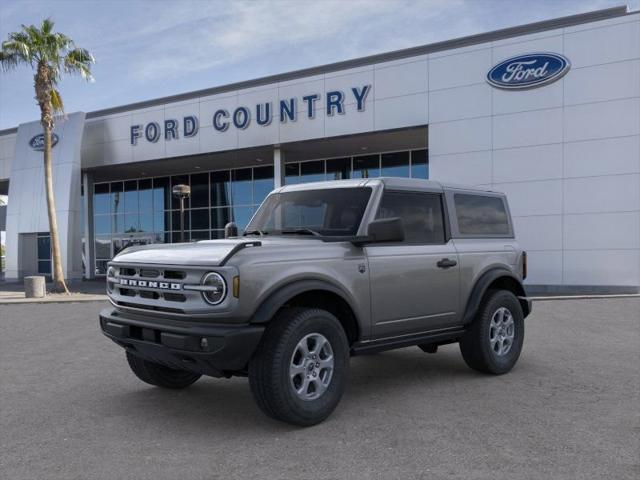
[253,166,274,204]
[381,151,410,177]
[211,171,231,208]
[190,173,209,208]
[300,160,325,183]
[91,149,426,273]
[231,168,252,206]
[326,158,350,180]
[411,149,428,179]
[353,155,380,178]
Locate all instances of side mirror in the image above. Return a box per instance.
[224,222,238,238]
[360,217,404,244]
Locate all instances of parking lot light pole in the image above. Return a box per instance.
[172,185,191,243]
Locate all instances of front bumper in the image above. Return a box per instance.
[99,307,264,377]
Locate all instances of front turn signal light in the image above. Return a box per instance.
[233,276,240,298]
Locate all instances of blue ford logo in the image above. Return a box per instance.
[29,133,59,151]
[487,53,570,90]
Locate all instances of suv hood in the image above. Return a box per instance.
[111,237,328,267]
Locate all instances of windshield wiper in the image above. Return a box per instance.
[243,229,268,236]
[279,228,322,237]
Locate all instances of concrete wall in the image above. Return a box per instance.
[4,113,85,280]
[0,133,16,181]
[428,12,640,290]
[80,58,429,168]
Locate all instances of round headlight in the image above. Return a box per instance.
[201,272,227,305]
[106,266,116,293]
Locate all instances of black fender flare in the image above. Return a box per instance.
[462,268,530,325]
[249,279,358,325]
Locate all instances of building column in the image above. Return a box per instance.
[273,147,285,188]
[83,172,95,279]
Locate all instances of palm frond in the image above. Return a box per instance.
[64,47,94,81]
[50,88,64,113]
[41,17,54,35]
[0,51,20,70]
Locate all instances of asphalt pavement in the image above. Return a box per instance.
[0,298,638,480]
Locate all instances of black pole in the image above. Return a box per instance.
[180,196,185,243]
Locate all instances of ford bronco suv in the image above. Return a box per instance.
[100,178,531,426]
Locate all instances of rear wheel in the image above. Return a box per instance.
[459,289,524,375]
[249,307,349,426]
[126,351,201,389]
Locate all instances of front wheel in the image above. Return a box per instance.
[248,307,349,426]
[126,352,201,389]
[459,290,524,375]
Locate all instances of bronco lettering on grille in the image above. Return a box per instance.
[119,278,182,290]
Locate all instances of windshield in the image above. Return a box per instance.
[245,187,372,237]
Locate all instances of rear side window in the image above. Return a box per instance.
[376,191,445,244]
[454,193,511,236]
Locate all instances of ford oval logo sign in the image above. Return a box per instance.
[487,53,570,90]
[29,133,59,151]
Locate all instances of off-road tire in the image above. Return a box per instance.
[248,307,349,426]
[459,289,524,375]
[126,351,201,389]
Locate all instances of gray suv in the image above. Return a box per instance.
[100,178,531,426]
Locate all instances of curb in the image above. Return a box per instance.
[0,295,108,305]
[529,294,640,301]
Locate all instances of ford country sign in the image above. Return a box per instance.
[29,133,59,151]
[487,53,570,90]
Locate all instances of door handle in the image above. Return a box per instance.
[437,258,457,269]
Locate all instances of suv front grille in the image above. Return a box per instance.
[107,264,211,315]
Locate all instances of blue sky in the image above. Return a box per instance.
[0,0,634,130]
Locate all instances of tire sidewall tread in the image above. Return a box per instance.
[460,289,524,375]
[249,307,349,426]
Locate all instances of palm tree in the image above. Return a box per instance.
[0,18,94,293]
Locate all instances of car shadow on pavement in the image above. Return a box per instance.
[106,346,480,432]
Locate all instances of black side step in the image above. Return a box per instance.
[351,328,466,356]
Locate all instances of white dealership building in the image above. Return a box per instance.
[0,5,638,293]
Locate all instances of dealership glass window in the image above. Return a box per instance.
[211,171,231,207]
[124,212,139,233]
[300,160,325,183]
[90,150,427,274]
[113,214,124,234]
[211,207,231,230]
[253,166,274,204]
[94,215,111,235]
[124,180,138,213]
[381,151,410,177]
[411,149,428,179]
[37,232,51,275]
[191,208,210,230]
[190,173,209,208]
[139,212,153,232]
[153,177,171,211]
[353,154,380,178]
[232,205,254,230]
[231,168,253,206]
[326,157,351,180]
[172,231,190,243]
[454,194,511,236]
[94,183,110,214]
[110,182,123,216]
[171,210,190,232]
[138,179,153,212]
[153,211,169,232]
[191,230,210,241]
[285,163,300,185]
